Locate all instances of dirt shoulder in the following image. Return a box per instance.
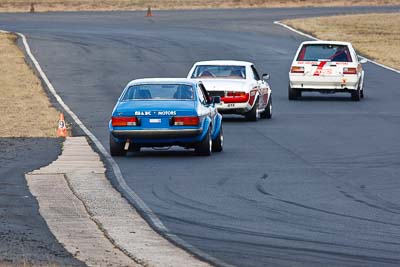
[0,32,81,266]
[282,13,400,70]
[0,33,59,137]
[0,0,399,12]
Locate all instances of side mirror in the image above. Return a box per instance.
[359,58,368,64]
[262,73,270,81]
[213,96,221,104]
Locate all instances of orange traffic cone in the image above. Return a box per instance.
[57,113,67,137]
[146,6,153,17]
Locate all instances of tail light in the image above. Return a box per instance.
[221,91,249,103]
[226,91,246,97]
[112,116,138,126]
[290,66,304,73]
[171,116,199,126]
[343,67,357,75]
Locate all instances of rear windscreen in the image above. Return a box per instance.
[191,65,246,79]
[122,84,194,100]
[297,44,352,62]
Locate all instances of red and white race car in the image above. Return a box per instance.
[288,41,367,101]
[187,60,272,121]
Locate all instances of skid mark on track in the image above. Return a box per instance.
[274,198,400,227]
[316,150,400,169]
[102,35,187,63]
[161,213,365,250]
[217,176,231,186]
[339,189,400,215]
[164,184,216,209]
[255,181,273,196]
[30,35,93,54]
[250,125,400,221]
[151,185,238,220]
[174,231,400,266]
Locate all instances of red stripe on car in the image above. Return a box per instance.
[313,61,327,76]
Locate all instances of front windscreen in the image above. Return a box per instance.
[297,44,352,62]
[122,84,194,100]
[191,65,246,79]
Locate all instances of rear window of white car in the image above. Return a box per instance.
[122,84,194,100]
[191,65,246,79]
[297,44,352,62]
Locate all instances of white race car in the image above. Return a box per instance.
[187,60,272,121]
[288,41,367,101]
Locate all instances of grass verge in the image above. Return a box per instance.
[0,0,399,12]
[0,33,60,137]
[282,13,400,70]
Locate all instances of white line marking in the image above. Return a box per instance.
[273,21,400,74]
[6,29,232,267]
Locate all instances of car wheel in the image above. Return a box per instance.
[212,126,223,152]
[196,127,212,156]
[260,95,272,119]
[109,134,127,156]
[351,87,361,101]
[288,85,300,100]
[245,97,259,121]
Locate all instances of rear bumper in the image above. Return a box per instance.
[215,102,251,115]
[289,75,359,90]
[111,128,203,139]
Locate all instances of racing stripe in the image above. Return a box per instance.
[313,61,327,76]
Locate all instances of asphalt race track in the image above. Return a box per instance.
[1,6,400,266]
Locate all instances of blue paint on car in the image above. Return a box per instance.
[109,78,223,156]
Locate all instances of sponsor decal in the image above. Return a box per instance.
[134,111,177,116]
[297,61,319,65]
[135,111,151,116]
[157,111,177,116]
[313,61,328,76]
[324,69,333,74]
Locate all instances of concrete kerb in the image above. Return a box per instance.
[27,137,211,267]
[3,29,231,266]
[26,171,140,267]
[273,20,400,74]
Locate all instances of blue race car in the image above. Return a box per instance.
[109,78,223,156]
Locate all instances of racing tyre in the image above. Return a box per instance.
[288,85,300,100]
[351,88,361,101]
[245,98,259,121]
[196,127,212,156]
[212,126,223,152]
[109,134,127,156]
[260,95,272,119]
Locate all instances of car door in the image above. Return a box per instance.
[197,83,216,131]
[251,65,268,109]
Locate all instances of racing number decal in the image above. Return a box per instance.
[58,120,66,129]
[313,61,328,76]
